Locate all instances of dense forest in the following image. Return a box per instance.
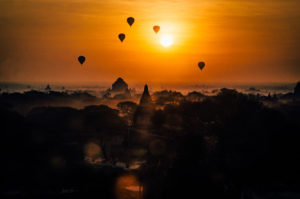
[1,83,300,199]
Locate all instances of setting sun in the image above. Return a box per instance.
[1,0,300,198]
[160,34,173,47]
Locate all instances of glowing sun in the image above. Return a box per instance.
[160,34,173,47]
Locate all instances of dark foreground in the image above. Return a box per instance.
[1,86,300,199]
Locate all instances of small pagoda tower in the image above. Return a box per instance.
[133,84,154,131]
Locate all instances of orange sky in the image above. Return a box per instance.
[1,0,300,83]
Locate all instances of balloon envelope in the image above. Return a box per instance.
[198,62,205,70]
[127,17,135,26]
[78,56,85,65]
[118,33,125,42]
[153,25,160,34]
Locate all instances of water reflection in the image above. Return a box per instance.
[115,174,143,199]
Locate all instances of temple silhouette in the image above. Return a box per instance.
[133,84,154,132]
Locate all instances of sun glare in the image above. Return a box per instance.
[160,34,173,47]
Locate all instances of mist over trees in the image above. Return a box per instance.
[0,82,300,198]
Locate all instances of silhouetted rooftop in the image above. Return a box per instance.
[112,77,128,92]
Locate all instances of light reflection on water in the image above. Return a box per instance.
[115,175,143,199]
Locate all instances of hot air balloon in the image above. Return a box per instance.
[118,33,125,42]
[198,62,205,70]
[153,25,160,34]
[78,56,85,65]
[127,17,135,27]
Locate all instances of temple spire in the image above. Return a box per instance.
[139,84,152,107]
